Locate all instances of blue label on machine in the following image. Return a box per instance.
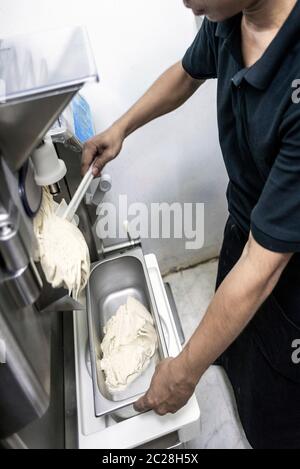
[72,94,95,143]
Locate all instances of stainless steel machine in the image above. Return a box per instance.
[0,27,200,449]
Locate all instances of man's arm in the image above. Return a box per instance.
[114,61,203,138]
[135,235,292,416]
[82,61,204,176]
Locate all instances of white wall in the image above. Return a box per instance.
[0,0,228,274]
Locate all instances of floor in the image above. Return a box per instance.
[164,260,252,450]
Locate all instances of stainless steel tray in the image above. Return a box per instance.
[86,247,168,418]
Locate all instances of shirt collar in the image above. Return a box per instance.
[215,0,300,90]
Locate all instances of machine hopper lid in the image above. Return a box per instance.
[0,26,99,170]
[0,26,99,103]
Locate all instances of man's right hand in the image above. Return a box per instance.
[81,124,125,177]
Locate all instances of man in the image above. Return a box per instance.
[82,0,300,449]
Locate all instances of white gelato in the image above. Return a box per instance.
[34,188,90,299]
[100,296,158,393]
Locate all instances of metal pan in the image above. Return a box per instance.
[86,247,168,419]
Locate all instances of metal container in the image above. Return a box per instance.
[86,247,168,419]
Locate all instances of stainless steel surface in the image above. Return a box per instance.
[1,307,78,449]
[0,27,98,171]
[0,133,97,443]
[1,311,65,449]
[164,283,185,346]
[63,313,78,449]
[0,158,36,257]
[0,161,31,273]
[0,302,51,439]
[48,183,61,196]
[0,27,99,447]
[0,159,42,310]
[39,295,85,314]
[102,238,142,257]
[0,91,79,172]
[0,220,28,272]
[1,434,28,449]
[87,247,168,418]
[1,261,42,311]
[51,127,83,153]
[73,253,200,449]
[0,159,47,439]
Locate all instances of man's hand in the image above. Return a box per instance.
[81,124,125,177]
[134,356,196,416]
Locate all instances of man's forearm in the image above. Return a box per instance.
[115,61,204,138]
[179,235,292,384]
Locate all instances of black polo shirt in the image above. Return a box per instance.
[182,1,300,253]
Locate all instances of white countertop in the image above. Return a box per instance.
[73,254,200,449]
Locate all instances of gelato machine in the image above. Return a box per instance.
[0,26,200,449]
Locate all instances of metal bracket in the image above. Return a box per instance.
[102,238,142,257]
[39,296,85,314]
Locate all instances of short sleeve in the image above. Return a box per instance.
[182,18,218,80]
[251,108,300,252]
